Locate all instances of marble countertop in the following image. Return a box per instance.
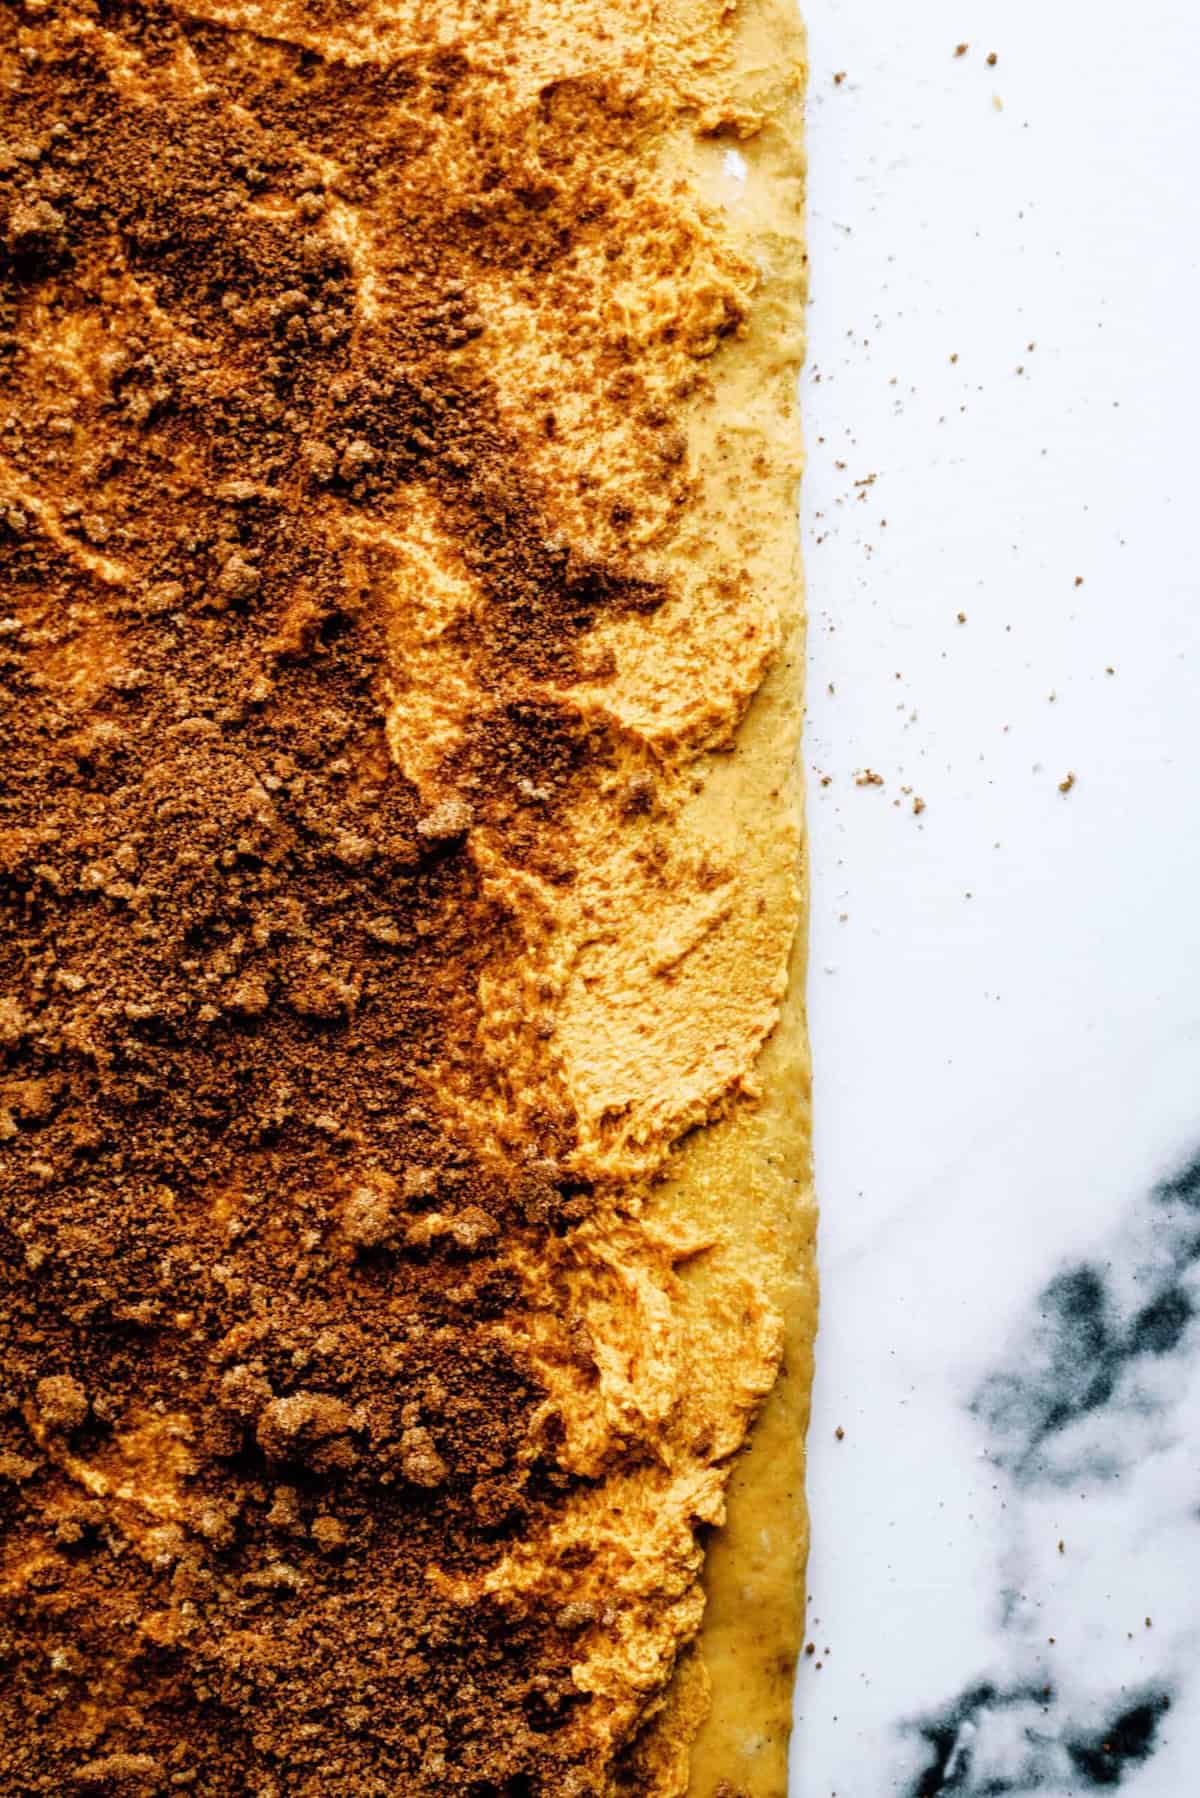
[796,1,1200,1791]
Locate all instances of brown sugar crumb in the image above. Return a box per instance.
[218,1364,273,1423]
[416,795,474,844]
[74,1756,164,1790]
[399,1425,450,1490]
[834,1425,845,1440]
[256,1391,358,1469]
[855,769,884,787]
[311,1512,349,1555]
[341,1182,396,1250]
[954,42,970,57]
[912,796,926,816]
[34,1374,89,1435]
[987,51,998,65]
[1059,772,1077,794]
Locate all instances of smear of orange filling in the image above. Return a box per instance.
[11,0,811,1788]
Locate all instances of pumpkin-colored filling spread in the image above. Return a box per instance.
[0,0,811,1793]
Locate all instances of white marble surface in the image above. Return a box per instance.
[796,1,1200,1791]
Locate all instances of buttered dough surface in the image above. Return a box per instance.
[0,1,811,1793]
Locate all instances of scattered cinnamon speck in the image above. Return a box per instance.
[833,70,846,85]
[987,51,998,65]
[1058,773,1076,794]
[1074,575,1085,586]
[912,797,926,817]
[834,1426,844,1441]
[954,43,969,57]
